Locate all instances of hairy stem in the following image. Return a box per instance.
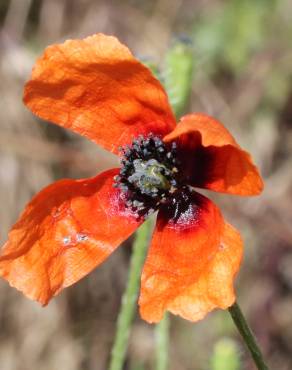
[109,219,153,370]
[155,313,170,370]
[228,302,269,370]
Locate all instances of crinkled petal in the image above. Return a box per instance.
[0,169,141,305]
[164,113,263,195]
[139,192,229,323]
[24,34,176,154]
[167,222,243,322]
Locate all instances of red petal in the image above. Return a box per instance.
[164,113,264,195]
[167,223,243,322]
[139,192,228,323]
[23,34,175,154]
[0,169,141,305]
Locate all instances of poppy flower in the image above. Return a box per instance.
[0,34,263,323]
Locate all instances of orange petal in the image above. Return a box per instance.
[164,113,264,195]
[0,169,141,305]
[139,192,225,323]
[166,223,243,322]
[23,34,175,154]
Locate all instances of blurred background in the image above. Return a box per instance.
[0,0,292,369]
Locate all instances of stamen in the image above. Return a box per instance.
[114,134,181,218]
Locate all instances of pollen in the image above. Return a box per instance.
[114,134,181,218]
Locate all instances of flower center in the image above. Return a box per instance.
[128,158,171,194]
[114,134,181,217]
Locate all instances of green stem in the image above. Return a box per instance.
[228,302,269,370]
[155,313,170,370]
[109,219,153,370]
